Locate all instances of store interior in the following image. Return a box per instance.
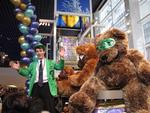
[0,0,150,113]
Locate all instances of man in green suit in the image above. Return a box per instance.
[10,44,65,113]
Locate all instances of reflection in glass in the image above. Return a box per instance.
[114,17,127,31]
[101,14,113,32]
[62,36,77,62]
[111,0,121,8]
[146,47,150,60]
[143,21,150,44]
[100,0,112,21]
[113,0,125,24]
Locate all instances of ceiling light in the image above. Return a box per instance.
[7,85,17,88]
[39,22,42,26]
[48,23,50,26]
[42,22,45,26]
[45,23,47,26]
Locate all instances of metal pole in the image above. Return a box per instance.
[53,0,57,60]
[90,0,94,40]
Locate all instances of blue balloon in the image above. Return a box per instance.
[22,0,30,4]
[21,42,30,50]
[29,27,38,34]
[27,89,30,93]
[25,79,30,86]
[31,22,39,28]
[21,57,31,64]
[14,8,22,13]
[28,2,32,6]
[25,9,34,17]
[19,24,29,34]
[33,34,42,41]
[25,34,33,42]
[31,41,39,48]
[31,15,37,21]
[28,5,36,11]
[27,48,35,57]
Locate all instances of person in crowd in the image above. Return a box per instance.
[29,97,44,113]
[10,44,65,113]
[1,92,29,113]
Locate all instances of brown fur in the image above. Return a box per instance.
[69,28,150,113]
[57,43,98,97]
[58,66,75,80]
[136,110,150,113]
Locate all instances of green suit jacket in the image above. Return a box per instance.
[19,58,64,96]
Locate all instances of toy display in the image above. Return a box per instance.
[57,43,98,97]
[68,28,150,113]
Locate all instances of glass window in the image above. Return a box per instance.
[94,27,101,36]
[94,0,126,34]
[143,21,150,44]
[139,0,150,19]
[100,0,112,21]
[146,46,150,60]
[114,17,127,31]
[101,14,113,32]
[113,0,125,24]
[111,0,121,9]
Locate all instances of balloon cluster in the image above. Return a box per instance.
[10,0,42,65]
[25,79,30,95]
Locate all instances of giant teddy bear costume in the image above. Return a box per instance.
[68,28,150,113]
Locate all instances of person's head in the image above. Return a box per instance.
[2,92,29,113]
[34,44,46,60]
[29,97,44,113]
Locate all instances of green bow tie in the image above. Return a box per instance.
[97,38,116,50]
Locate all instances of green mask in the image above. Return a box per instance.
[97,38,116,50]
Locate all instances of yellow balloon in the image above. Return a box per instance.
[62,15,79,27]
[18,36,25,44]
[16,13,24,21]
[22,16,31,26]
[10,0,21,7]
[20,3,27,10]
[20,50,27,57]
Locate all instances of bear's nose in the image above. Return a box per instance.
[101,55,108,61]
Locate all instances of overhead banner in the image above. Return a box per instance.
[57,0,90,14]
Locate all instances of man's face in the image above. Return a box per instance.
[35,48,45,59]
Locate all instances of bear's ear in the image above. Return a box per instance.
[111,28,126,39]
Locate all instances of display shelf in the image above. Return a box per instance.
[97,90,123,100]
[94,90,125,113]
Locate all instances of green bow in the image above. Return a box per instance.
[97,38,116,50]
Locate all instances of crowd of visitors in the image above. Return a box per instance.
[0,84,50,113]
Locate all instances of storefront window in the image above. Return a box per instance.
[146,47,150,60]
[143,21,150,44]
[113,0,125,24]
[138,0,150,59]
[114,17,127,31]
[101,14,113,32]
[94,0,126,34]
[111,0,121,9]
[139,0,150,19]
[100,0,112,21]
